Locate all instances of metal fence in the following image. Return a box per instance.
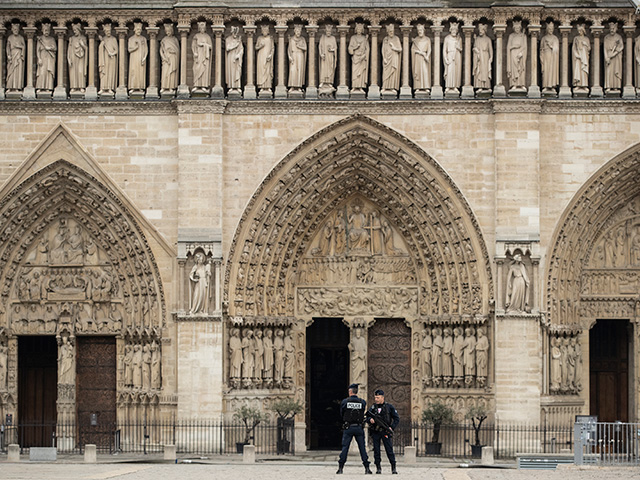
[575,422,640,466]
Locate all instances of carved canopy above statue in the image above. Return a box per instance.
[224,115,492,322]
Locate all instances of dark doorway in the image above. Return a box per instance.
[307,318,349,450]
[18,336,58,447]
[590,319,629,422]
[76,336,117,450]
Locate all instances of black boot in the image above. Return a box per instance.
[364,464,373,474]
[336,462,344,474]
[375,463,382,474]
[391,463,398,474]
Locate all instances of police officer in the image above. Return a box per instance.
[367,389,399,474]
[337,383,372,474]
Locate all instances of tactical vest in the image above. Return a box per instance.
[343,398,365,423]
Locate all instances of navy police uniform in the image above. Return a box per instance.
[367,389,400,474]
[337,384,371,474]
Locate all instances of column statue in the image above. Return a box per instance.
[442,22,462,94]
[442,327,453,386]
[349,327,367,386]
[225,25,244,94]
[452,327,464,387]
[151,340,161,390]
[273,328,285,387]
[58,335,75,385]
[288,24,307,94]
[318,24,337,96]
[283,329,295,388]
[421,327,432,387]
[142,344,151,390]
[540,21,559,94]
[572,24,591,93]
[411,23,431,92]
[6,22,25,92]
[255,24,274,94]
[123,344,134,387]
[603,22,623,93]
[192,21,213,93]
[262,328,274,387]
[132,344,143,388]
[463,327,476,386]
[253,329,264,387]
[68,22,88,93]
[431,327,443,386]
[229,328,243,388]
[550,337,561,392]
[475,327,489,387]
[160,23,179,94]
[473,23,492,92]
[189,252,211,315]
[36,22,56,92]
[98,23,118,95]
[0,343,7,390]
[128,22,148,93]
[381,23,401,93]
[348,22,369,93]
[505,253,530,313]
[506,20,527,92]
[241,328,254,388]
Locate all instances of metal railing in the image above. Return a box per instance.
[575,421,640,466]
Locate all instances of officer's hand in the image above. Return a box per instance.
[369,419,375,424]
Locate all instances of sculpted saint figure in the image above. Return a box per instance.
[381,23,402,92]
[475,327,489,387]
[189,252,211,315]
[421,328,432,386]
[604,22,623,92]
[319,24,337,95]
[128,22,148,92]
[132,344,143,388]
[6,22,25,91]
[0,343,7,390]
[273,328,285,386]
[124,344,134,386]
[452,327,464,385]
[192,22,213,92]
[431,327,443,385]
[505,253,530,313]
[36,23,57,92]
[473,23,492,91]
[443,22,463,93]
[411,23,431,91]
[349,22,369,92]
[549,337,561,392]
[58,336,75,385]
[288,24,307,92]
[349,328,367,386]
[262,328,274,387]
[68,23,88,92]
[348,203,370,253]
[463,327,476,385]
[540,22,559,92]
[229,328,243,387]
[442,327,453,384]
[160,23,179,93]
[572,24,590,92]
[253,329,264,385]
[151,341,161,389]
[241,329,255,387]
[283,329,295,387]
[142,344,152,390]
[98,23,118,94]
[255,24,274,93]
[225,26,244,92]
[506,20,527,91]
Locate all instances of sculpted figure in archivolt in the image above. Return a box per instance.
[505,253,530,313]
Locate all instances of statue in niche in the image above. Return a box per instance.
[189,252,211,315]
[288,24,307,93]
[262,328,274,387]
[273,328,285,387]
[283,329,295,388]
[381,23,401,93]
[506,20,527,92]
[229,328,243,388]
[452,326,464,386]
[476,327,489,387]
[124,344,134,386]
[192,21,213,93]
[549,337,561,392]
[431,327,443,386]
[225,26,244,93]
[505,253,530,313]
[421,328,432,387]
[412,23,431,92]
[98,22,118,95]
[539,21,559,93]
[255,24,274,94]
[349,327,367,386]
[442,327,453,385]
[463,327,476,386]
[348,202,370,254]
[132,344,143,388]
[349,22,369,93]
[58,335,75,385]
[603,22,623,93]
[6,22,25,91]
[142,344,151,390]
[253,329,264,387]
[312,219,334,256]
[442,22,462,94]
[68,22,88,92]
[318,23,337,97]
[151,341,161,389]
[572,24,590,93]
[36,22,57,92]
[128,22,148,93]
[160,23,179,94]
[473,23,492,92]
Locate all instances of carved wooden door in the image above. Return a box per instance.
[76,336,117,449]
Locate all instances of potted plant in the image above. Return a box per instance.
[466,404,488,458]
[269,398,303,454]
[233,404,267,453]
[422,400,455,455]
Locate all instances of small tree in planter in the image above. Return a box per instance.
[422,400,455,455]
[233,404,268,452]
[269,398,303,454]
[466,404,488,458]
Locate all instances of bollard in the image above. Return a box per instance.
[84,444,97,463]
[403,446,416,464]
[7,444,20,462]
[242,444,256,463]
[164,444,177,461]
[481,446,494,466]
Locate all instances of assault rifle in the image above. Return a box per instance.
[365,409,394,438]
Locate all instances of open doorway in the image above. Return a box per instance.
[306,318,349,450]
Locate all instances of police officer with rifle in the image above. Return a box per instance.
[337,383,372,474]
[366,388,399,474]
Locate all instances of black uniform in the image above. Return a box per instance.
[338,394,370,468]
[367,401,400,470]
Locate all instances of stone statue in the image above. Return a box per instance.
[381,23,401,93]
[431,327,443,385]
[636,35,640,93]
[473,23,492,92]
[0,343,7,390]
[124,344,134,386]
[540,22,559,93]
[318,24,337,96]
[573,337,583,391]
[382,219,400,255]
[160,23,179,94]
[142,344,151,390]
[370,210,383,255]
[263,328,274,387]
[463,327,476,386]
[349,22,369,92]
[475,327,489,387]
[253,329,264,386]
[6,22,25,91]
[132,344,143,388]
[334,216,346,255]
[288,24,307,93]
[255,24,274,94]
[411,23,431,92]
[229,328,243,387]
[506,20,527,92]
[349,327,366,386]
[67,225,84,264]
[442,22,462,94]
[312,219,334,256]
[151,341,161,390]
[36,23,57,92]
[442,327,453,385]
[192,21,213,93]
[283,329,295,387]
[35,236,49,264]
[98,23,118,95]
[566,337,576,391]
[505,253,530,313]
[58,335,75,385]
[421,327,432,387]
[68,22,88,92]
[603,22,623,93]
[128,22,148,92]
[572,23,590,92]
[452,326,464,386]
[559,337,568,390]
[225,26,244,93]
[189,252,211,315]
[241,329,254,387]
[348,202,370,253]
[273,328,285,387]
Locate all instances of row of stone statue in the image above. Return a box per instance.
[229,327,295,390]
[549,335,582,395]
[421,325,489,389]
[3,19,638,100]
[122,340,162,391]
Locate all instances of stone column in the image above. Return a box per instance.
[177,25,190,98]
[558,25,572,99]
[85,26,98,100]
[336,24,350,100]
[146,26,160,99]
[431,25,444,99]
[623,26,636,99]
[53,26,67,100]
[0,26,5,100]
[368,25,381,100]
[56,336,77,451]
[527,24,541,98]
[305,25,318,99]
[590,26,603,98]
[493,25,506,97]
[274,25,288,99]
[399,25,413,99]
[115,26,129,100]
[212,25,224,98]
[243,25,257,99]
[461,25,475,98]
[22,26,36,100]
